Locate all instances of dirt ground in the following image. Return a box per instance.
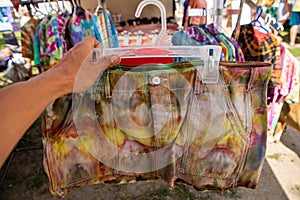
[0,115,299,200]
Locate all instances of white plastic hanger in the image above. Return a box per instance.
[265,13,284,32]
[99,0,222,83]
[94,0,102,14]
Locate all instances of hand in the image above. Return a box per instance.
[54,36,121,94]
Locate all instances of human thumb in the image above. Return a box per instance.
[91,48,121,69]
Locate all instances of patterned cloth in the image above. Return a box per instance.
[34,13,69,70]
[205,24,245,62]
[96,10,120,48]
[42,61,272,197]
[34,17,49,72]
[70,6,93,46]
[235,24,281,87]
[46,13,69,67]
[21,18,40,60]
[268,44,300,136]
[33,8,119,70]
[172,26,225,61]
[172,25,245,62]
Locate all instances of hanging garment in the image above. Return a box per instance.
[257,0,276,7]
[21,18,40,60]
[235,24,281,88]
[46,13,69,67]
[172,26,225,61]
[267,44,300,141]
[172,26,218,46]
[96,10,120,48]
[34,16,50,72]
[205,24,245,62]
[33,7,119,70]
[69,6,93,46]
[33,13,69,69]
[172,25,244,62]
[42,61,272,198]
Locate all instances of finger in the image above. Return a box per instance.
[95,43,102,49]
[81,36,101,49]
[68,36,100,56]
[92,54,121,70]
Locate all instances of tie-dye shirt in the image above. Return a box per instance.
[46,13,69,67]
[70,6,93,46]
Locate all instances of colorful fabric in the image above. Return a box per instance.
[91,14,103,44]
[34,14,66,70]
[205,24,236,61]
[34,17,50,72]
[96,11,119,48]
[172,25,245,62]
[268,45,300,137]
[267,6,278,19]
[21,18,39,60]
[42,61,272,198]
[172,26,225,61]
[46,13,69,67]
[70,6,93,46]
[32,8,119,72]
[230,39,245,62]
[235,24,281,87]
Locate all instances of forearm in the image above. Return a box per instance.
[0,66,71,167]
[0,36,120,168]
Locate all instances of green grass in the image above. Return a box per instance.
[174,183,196,200]
[267,153,282,161]
[26,167,48,190]
[288,47,300,57]
[153,186,172,198]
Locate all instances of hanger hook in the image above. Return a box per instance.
[95,0,101,14]
[255,5,263,20]
[135,0,168,46]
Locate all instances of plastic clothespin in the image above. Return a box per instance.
[200,46,222,84]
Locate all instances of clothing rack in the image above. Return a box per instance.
[20,0,65,17]
[19,0,65,5]
[19,0,112,47]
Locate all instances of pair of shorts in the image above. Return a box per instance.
[43,61,272,197]
[289,11,300,26]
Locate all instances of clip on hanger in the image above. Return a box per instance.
[200,46,222,84]
[99,0,222,83]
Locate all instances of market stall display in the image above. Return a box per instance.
[1,0,300,199]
